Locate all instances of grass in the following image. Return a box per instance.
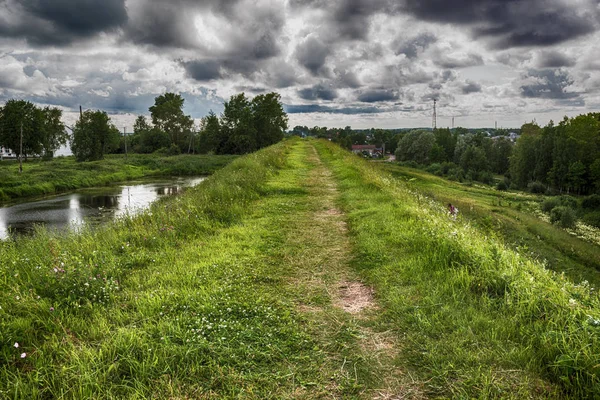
[379,163,600,288]
[1,138,599,398]
[316,141,600,398]
[0,153,238,202]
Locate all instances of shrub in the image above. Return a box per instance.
[478,171,494,185]
[582,194,600,210]
[559,195,578,210]
[426,163,442,175]
[496,181,508,191]
[528,181,546,194]
[541,197,561,213]
[550,206,577,228]
[582,211,600,228]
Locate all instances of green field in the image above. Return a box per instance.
[379,163,600,288]
[0,154,238,202]
[1,138,599,398]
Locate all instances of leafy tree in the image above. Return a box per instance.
[198,111,221,154]
[251,92,288,149]
[220,93,257,154]
[460,145,488,175]
[149,93,193,151]
[39,107,67,159]
[396,130,435,164]
[568,161,587,194]
[510,123,541,188]
[490,137,513,174]
[0,99,43,157]
[71,110,120,161]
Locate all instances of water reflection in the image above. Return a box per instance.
[0,177,205,239]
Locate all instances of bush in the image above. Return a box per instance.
[426,163,442,175]
[496,181,508,191]
[528,181,546,194]
[582,194,600,210]
[582,211,600,228]
[559,195,578,209]
[550,206,577,228]
[541,197,561,213]
[478,171,494,185]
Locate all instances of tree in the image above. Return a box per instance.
[396,130,435,164]
[219,93,256,154]
[198,111,221,154]
[149,93,193,151]
[490,137,513,174]
[251,92,288,149]
[71,110,120,161]
[0,99,43,157]
[39,107,67,159]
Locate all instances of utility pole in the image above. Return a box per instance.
[123,127,128,160]
[432,99,437,130]
[188,127,194,154]
[452,116,455,129]
[19,121,23,174]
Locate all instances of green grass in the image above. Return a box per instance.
[379,163,600,288]
[0,153,238,202]
[1,138,600,398]
[316,141,600,398]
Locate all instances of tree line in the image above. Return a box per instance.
[0,92,288,162]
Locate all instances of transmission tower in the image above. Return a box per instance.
[432,99,437,130]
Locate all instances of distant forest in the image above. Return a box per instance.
[292,113,600,196]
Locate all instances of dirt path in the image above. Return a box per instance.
[282,141,423,399]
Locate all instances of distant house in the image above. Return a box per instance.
[351,145,377,155]
[508,132,520,142]
[0,147,15,159]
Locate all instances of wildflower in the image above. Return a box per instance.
[20,353,26,358]
[50,307,54,312]
[14,342,19,348]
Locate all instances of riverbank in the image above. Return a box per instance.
[0,153,237,202]
[1,138,599,398]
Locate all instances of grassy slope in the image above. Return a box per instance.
[379,163,600,288]
[0,139,404,398]
[2,138,600,398]
[316,140,600,398]
[0,154,238,202]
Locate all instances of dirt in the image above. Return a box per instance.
[335,280,376,314]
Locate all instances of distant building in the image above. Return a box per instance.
[351,145,377,155]
[0,147,15,159]
[508,132,520,142]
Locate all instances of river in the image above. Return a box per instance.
[0,177,206,239]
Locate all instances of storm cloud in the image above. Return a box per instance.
[398,0,600,48]
[0,0,127,45]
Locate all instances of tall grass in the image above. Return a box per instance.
[0,142,293,398]
[0,154,237,202]
[315,140,600,398]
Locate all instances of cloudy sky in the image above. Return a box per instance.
[1,0,600,130]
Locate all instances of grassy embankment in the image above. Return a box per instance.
[378,163,600,288]
[1,138,600,398]
[0,154,238,202]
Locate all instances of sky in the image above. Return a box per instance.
[1,0,600,130]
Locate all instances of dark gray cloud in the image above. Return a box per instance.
[536,50,576,68]
[182,60,223,81]
[433,52,484,69]
[285,104,384,114]
[357,89,399,102]
[394,32,437,58]
[520,69,579,100]
[295,36,330,76]
[398,0,599,48]
[461,81,482,94]
[298,83,338,101]
[0,0,127,46]
[333,67,362,88]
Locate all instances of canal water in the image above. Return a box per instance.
[0,177,206,239]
